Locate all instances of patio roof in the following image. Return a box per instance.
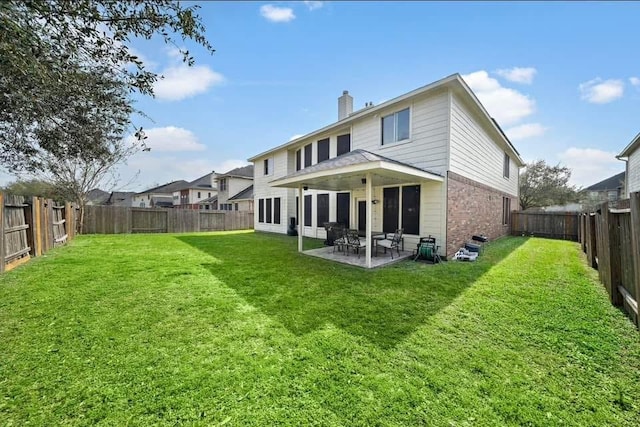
[269,149,444,191]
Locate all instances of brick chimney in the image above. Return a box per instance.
[338,90,353,121]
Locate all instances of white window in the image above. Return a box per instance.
[264,158,273,176]
[219,178,227,192]
[381,107,410,145]
[503,152,510,179]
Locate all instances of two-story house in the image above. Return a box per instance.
[617,132,640,197]
[131,180,188,208]
[172,171,217,209]
[249,74,524,267]
[214,166,254,211]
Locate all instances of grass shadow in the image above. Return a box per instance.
[177,232,528,349]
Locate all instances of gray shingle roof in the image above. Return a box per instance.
[585,171,625,191]
[228,185,254,201]
[199,195,218,204]
[220,165,254,178]
[137,180,189,195]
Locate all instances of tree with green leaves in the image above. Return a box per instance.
[519,160,580,211]
[520,160,579,210]
[0,0,215,171]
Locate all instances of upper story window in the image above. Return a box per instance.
[296,149,301,171]
[381,107,410,145]
[304,143,312,167]
[219,178,227,192]
[317,138,329,163]
[503,152,510,179]
[263,158,273,175]
[337,134,351,156]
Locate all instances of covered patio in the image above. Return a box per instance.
[304,245,414,268]
[270,149,444,268]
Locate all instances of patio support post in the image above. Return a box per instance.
[298,185,303,253]
[366,172,372,268]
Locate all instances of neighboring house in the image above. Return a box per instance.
[172,171,217,209]
[582,171,625,207]
[617,132,640,197]
[86,188,110,205]
[105,191,135,207]
[214,166,254,211]
[228,185,254,212]
[132,180,188,208]
[198,195,218,210]
[249,73,524,264]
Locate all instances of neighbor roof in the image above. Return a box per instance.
[617,131,640,158]
[218,165,254,178]
[248,73,523,166]
[228,185,254,201]
[199,195,218,204]
[585,171,625,191]
[137,180,189,195]
[187,172,215,188]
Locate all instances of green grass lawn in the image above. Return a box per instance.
[1,232,639,426]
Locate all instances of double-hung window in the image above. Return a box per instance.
[503,152,510,179]
[381,107,410,145]
[264,158,273,176]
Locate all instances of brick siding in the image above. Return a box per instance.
[446,171,518,257]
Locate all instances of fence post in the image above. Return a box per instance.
[0,192,5,273]
[602,203,623,306]
[630,192,640,327]
[586,213,596,268]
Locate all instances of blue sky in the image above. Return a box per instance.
[4,1,640,190]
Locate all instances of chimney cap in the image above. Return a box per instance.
[342,90,349,95]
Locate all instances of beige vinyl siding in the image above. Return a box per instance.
[253,150,291,233]
[352,90,449,175]
[449,93,519,196]
[628,149,640,195]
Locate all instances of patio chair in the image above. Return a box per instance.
[332,224,348,253]
[377,228,404,259]
[346,229,366,257]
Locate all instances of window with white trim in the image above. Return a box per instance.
[381,107,410,145]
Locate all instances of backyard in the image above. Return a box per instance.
[0,232,639,425]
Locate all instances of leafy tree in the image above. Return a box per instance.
[0,0,215,170]
[1,179,61,200]
[519,160,580,210]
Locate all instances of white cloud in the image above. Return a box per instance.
[129,126,206,152]
[260,4,295,22]
[558,147,623,187]
[496,67,537,84]
[630,77,640,87]
[579,78,624,104]
[289,134,304,141]
[154,64,224,101]
[505,123,547,141]
[462,70,536,126]
[304,1,324,10]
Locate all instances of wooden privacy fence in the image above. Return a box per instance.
[0,193,77,273]
[579,192,640,327]
[511,211,580,241]
[82,205,253,234]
